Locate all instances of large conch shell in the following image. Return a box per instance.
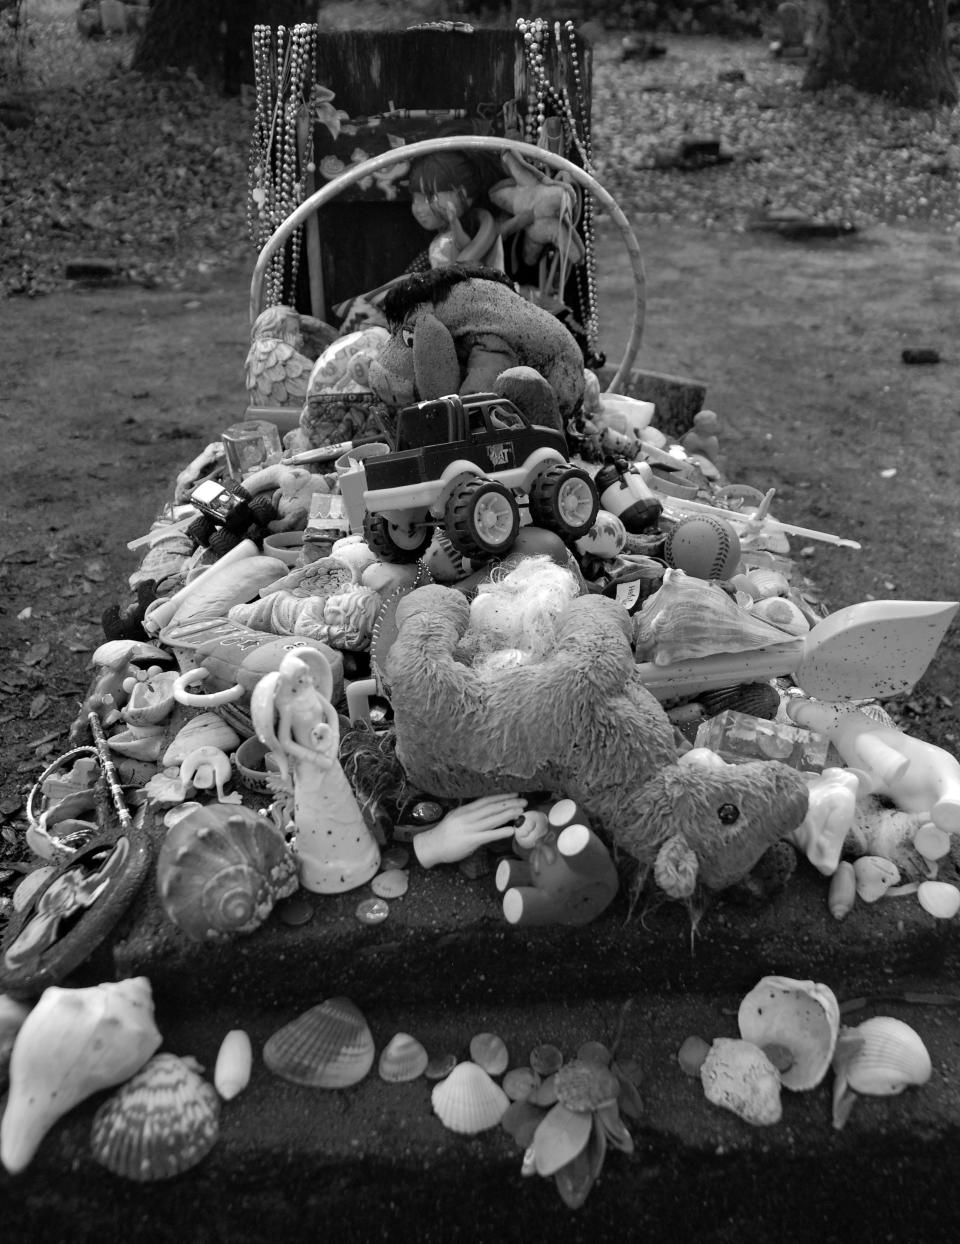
[1,976,162,1174]
[832,1015,932,1129]
[155,803,299,942]
[737,976,841,1091]
[633,570,801,666]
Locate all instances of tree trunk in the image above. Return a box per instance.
[803,0,958,107]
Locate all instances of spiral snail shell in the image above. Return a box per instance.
[155,803,299,943]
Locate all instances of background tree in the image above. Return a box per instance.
[803,0,958,107]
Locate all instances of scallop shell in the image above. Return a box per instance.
[917,879,960,919]
[90,1052,220,1181]
[700,1037,782,1126]
[469,1032,509,1077]
[264,997,374,1088]
[737,976,841,1091]
[633,569,801,666]
[698,681,781,721]
[734,568,791,600]
[378,1032,429,1083]
[156,803,299,942]
[162,713,242,768]
[853,855,901,903]
[1,977,162,1175]
[214,1029,253,1101]
[430,1061,510,1134]
[370,869,409,900]
[836,1016,932,1097]
[749,596,811,637]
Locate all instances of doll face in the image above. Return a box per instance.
[411,188,467,232]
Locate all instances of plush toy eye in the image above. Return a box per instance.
[401,326,415,349]
[717,803,740,824]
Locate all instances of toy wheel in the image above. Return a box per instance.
[363,511,432,563]
[445,477,520,559]
[528,464,599,539]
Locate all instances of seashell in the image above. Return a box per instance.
[698,681,781,721]
[737,976,841,1091]
[633,569,802,666]
[917,879,960,919]
[731,568,791,601]
[106,725,166,761]
[264,996,375,1088]
[162,712,242,768]
[832,1016,932,1129]
[425,1052,458,1081]
[214,1029,253,1101]
[529,1043,564,1076]
[749,596,811,637]
[914,822,951,862]
[828,860,857,920]
[91,640,169,669]
[677,1035,711,1077]
[576,1040,612,1067]
[378,1032,429,1083]
[700,1037,782,1126]
[90,1052,220,1181]
[1,977,162,1175]
[430,1061,510,1134]
[370,868,409,899]
[853,854,901,903]
[502,1066,541,1101]
[469,1031,509,1077]
[156,802,299,942]
[122,670,179,726]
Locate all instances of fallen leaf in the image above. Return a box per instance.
[28,692,50,719]
[23,641,51,666]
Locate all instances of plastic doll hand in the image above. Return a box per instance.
[412,793,527,868]
[789,767,861,876]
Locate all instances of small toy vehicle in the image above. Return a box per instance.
[361,392,599,562]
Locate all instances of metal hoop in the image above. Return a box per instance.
[249,135,645,393]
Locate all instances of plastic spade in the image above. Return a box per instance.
[636,599,959,701]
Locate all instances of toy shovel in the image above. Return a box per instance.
[636,599,959,701]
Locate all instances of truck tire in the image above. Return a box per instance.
[445,477,520,560]
[528,464,599,540]
[363,511,432,563]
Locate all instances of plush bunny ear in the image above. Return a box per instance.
[412,311,461,400]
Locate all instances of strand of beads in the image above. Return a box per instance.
[516,16,548,142]
[562,19,601,363]
[248,24,276,251]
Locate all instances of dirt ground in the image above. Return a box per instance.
[2,216,958,849]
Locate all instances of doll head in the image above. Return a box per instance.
[408,152,490,232]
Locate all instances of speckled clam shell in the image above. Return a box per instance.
[156,803,299,942]
[698,681,781,721]
[917,879,960,919]
[749,595,811,637]
[700,1037,782,1126]
[738,976,841,1091]
[90,1053,220,1182]
[853,855,901,903]
[264,997,375,1089]
[837,1016,932,1098]
[378,1032,429,1083]
[430,1061,510,1134]
[469,1032,509,1077]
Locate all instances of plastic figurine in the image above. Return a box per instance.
[787,699,960,833]
[488,148,585,269]
[407,151,504,271]
[495,815,619,927]
[250,646,380,893]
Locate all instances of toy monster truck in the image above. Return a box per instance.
[361,392,599,563]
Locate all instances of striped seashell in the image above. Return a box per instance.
[378,1032,429,1083]
[264,997,375,1089]
[469,1031,509,1077]
[90,1053,220,1182]
[837,1016,932,1098]
[431,1061,510,1135]
[749,596,811,636]
[698,681,781,721]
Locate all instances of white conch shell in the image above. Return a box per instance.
[853,854,901,902]
[1,977,162,1174]
[700,1037,782,1126]
[832,1016,932,1129]
[737,976,840,1091]
[430,1061,510,1134]
[162,712,242,768]
[214,1029,253,1101]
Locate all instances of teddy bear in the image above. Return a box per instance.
[366,264,585,429]
[385,581,810,900]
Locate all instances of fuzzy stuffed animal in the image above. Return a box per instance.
[366,265,585,428]
[386,583,810,898]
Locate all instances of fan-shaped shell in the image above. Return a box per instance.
[738,976,840,1091]
[430,1061,510,1134]
[698,681,781,721]
[90,1053,220,1181]
[837,1016,932,1097]
[749,596,811,637]
[155,803,299,942]
[700,1037,782,1126]
[469,1032,509,1077]
[378,1032,429,1083]
[853,855,901,903]
[264,997,374,1088]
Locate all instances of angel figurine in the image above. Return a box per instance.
[250,646,380,893]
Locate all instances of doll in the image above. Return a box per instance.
[407,151,505,272]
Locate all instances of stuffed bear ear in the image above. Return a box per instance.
[654,833,699,899]
[411,311,461,400]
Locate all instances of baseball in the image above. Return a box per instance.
[664,514,741,580]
